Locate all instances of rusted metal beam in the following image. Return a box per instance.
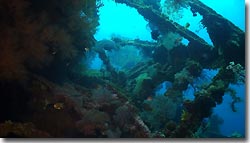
[188,0,245,66]
[115,0,213,50]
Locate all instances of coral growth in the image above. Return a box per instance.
[159,32,183,50]
[133,73,152,95]
[225,61,245,83]
[161,0,189,21]
[174,69,192,90]
[113,103,151,137]
[140,96,178,131]
[0,120,50,137]
[76,109,110,136]
[180,110,191,121]
[0,0,99,82]
[113,103,137,128]
[0,0,245,139]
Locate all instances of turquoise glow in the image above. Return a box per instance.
[94,0,152,41]
[199,0,245,31]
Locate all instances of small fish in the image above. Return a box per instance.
[53,103,64,110]
[84,47,90,52]
[52,51,57,55]
[184,22,190,29]
[111,93,118,99]
[80,11,87,18]
[146,96,153,101]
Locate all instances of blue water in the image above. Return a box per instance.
[95,0,245,41]
[213,83,245,137]
[92,0,245,137]
[94,0,152,41]
[181,69,245,137]
[182,69,219,101]
[154,69,245,137]
[89,54,103,70]
[199,0,245,31]
[154,81,172,96]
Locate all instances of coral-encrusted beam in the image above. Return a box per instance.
[114,0,213,50]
